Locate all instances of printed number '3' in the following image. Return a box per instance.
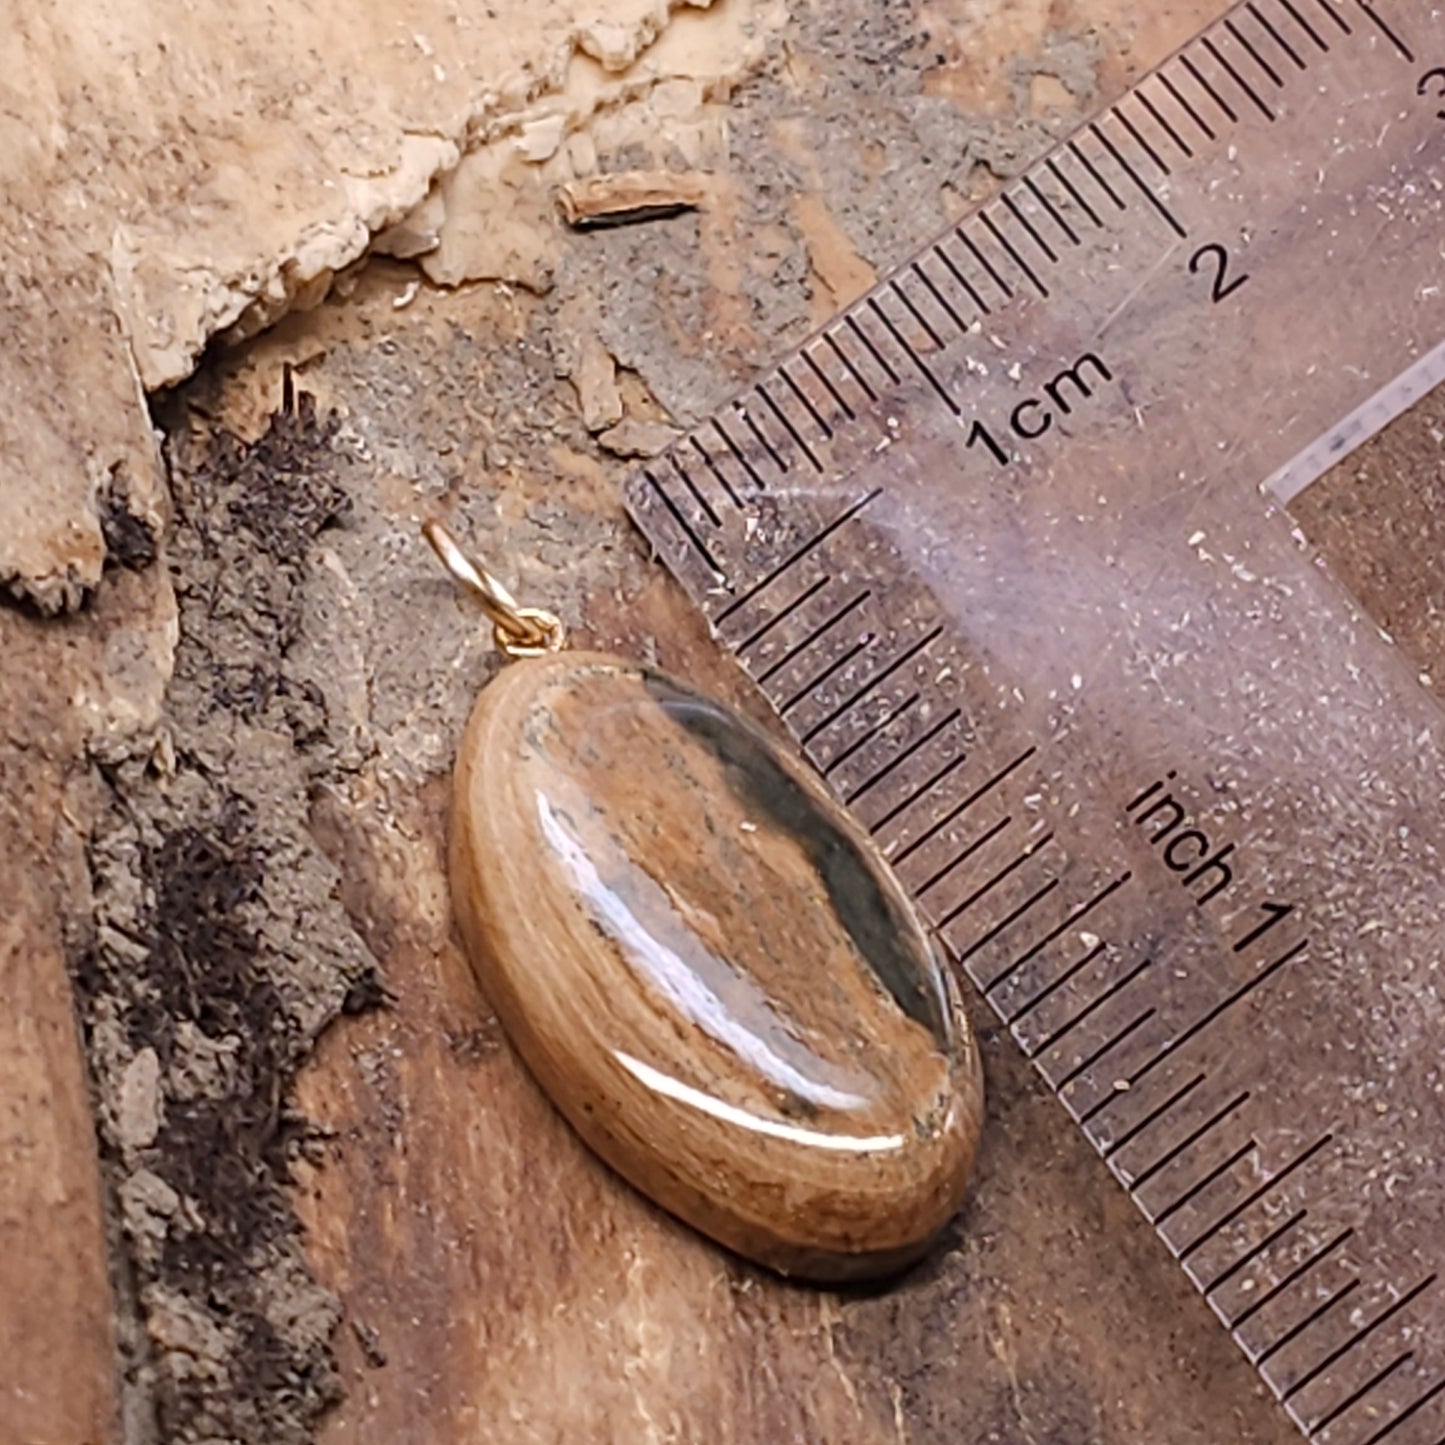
[1420,67,1445,119]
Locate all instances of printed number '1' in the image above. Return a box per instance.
[1190,243,1250,305]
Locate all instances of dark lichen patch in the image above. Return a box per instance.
[100,488,162,572]
[221,393,352,570]
[75,390,381,1445]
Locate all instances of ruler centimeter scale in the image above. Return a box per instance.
[625,4,1445,1443]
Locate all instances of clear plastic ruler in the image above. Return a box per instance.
[626,4,1445,1442]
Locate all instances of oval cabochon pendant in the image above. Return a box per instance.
[449,653,984,1281]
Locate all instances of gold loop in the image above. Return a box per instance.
[497,606,567,659]
[422,519,567,659]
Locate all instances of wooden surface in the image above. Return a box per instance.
[283,310,1445,1445]
[264,265,1298,1445]
[0,797,116,1445]
[4,0,1444,1441]
[0,0,759,610]
[0,567,176,1445]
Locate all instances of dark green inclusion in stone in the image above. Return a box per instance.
[642,670,954,1049]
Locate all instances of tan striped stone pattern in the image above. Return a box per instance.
[449,653,984,1279]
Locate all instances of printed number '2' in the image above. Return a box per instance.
[1420,67,1445,119]
[1190,243,1250,305]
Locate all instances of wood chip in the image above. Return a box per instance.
[596,417,682,458]
[559,171,708,229]
[572,336,624,433]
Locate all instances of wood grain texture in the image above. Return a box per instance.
[0,581,169,1445]
[449,653,983,1279]
[217,1,1320,1441]
[11,1,1440,1443]
[0,826,117,1445]
[294,770,896,1445]
[0,0,775,609]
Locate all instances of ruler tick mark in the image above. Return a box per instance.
[1136,87,1194,158]
[1180,52,1241,124]
[1045,156,1102,228]
[714,487,881,626]
[929,241,991,315]
[843,703,958,801]
[802,624,946,746]
[757,590,873,685]
[1201,1208,1307,1297]
[735,397,790,474]
[957,224,1015,300]
[735,574,830,655]
[825,692,923,779]
[986,871,1133,993]
[1128,938,1310,1092]
[1229,1227,1353,1332]
[891,745,1038,862]
[1284,1274,1438,1401]
[871,748,972,838]
[909,259,970,335]
[1202,34,1277,121]
[1024,175,1080,246]
[1226,17,1286,87]
[1356,1375,1445,1445]
[687,435,741,509]
[869,294,961,415]
[799,347,855,423]
[778,637,873,718]
[778,363,835,440]
[885,279,946,351]
[1091,119,1189,239]
[1306,0,1352,34]
[1176,1133,1333,1262]
[1068,138,1127,212]
[1031,956,1154,1057]
[940,832,1056,931]
[1275,0,1330,50]
[1246,2,1307,69]
[1351,0,1415,60]
[1056,1010,1156,1091]
[1100,1072,1206,1159]
[1307,1351,1416,1435]
[1002,190,1059,263]
[667,455,721,528]
[845,312,902,387]
[1159,67,1218,140]
[1129,1092,1252,1194]
[708,415,767,492]
[821,330,879,403]
[981,209,1050,298]
[961,880,1063,971]
[1254,1277,1362,1367]
[1115,103,1172,174]
[755,380,822,472]
[1007,940,1107,1025]
[643,469,722,574]
[1155,1139,1258,1229]
[916,815,1013,898]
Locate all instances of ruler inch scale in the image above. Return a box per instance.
[626,3,1445,1443]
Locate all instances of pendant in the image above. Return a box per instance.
[425,520,984,1281]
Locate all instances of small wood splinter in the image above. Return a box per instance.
[559,170,710,229]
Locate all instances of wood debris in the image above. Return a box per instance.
[596,417,682,457]
[559,171,709,229]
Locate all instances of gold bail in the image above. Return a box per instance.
[423,519,567,659]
